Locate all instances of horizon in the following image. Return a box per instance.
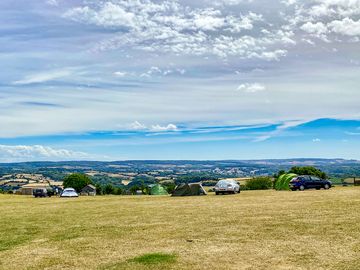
[1,0,360,162]
[0,157,359,165]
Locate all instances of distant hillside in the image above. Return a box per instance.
[0,159,359,181]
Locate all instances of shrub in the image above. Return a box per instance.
[240,184,249,191]
[246,177,273,190]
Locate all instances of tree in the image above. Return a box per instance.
[114,187,123,195]
[129,185,140,195]
[63,173,93,192]
[104,184,115,195]
[95,183,103,195]
[289,166,327,179]
[273,170,286,179]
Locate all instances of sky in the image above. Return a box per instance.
[0,0,360,162]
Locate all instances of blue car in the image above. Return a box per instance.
[289,175,332,191]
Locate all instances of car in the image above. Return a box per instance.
[33,188,54,198]
[289,175,332,191]
[60,188,79,197]
[214,180,240,195]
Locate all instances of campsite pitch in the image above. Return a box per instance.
[0,187,360,270]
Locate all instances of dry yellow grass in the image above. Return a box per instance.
[0,187,360,270]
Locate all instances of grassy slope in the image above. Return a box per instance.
[0,188,360,270]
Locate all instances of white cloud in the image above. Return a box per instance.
[46,0,59,6]
[140,67,186,78]
[282,0,297,6]
[301,22,328,35]
[328,18,360,36]
[63,1,293,61]
[0,145,89,162]
[312,138,321,142]
[237,83,266,93]
[113,71,128,77]
[150,124,178,132]
[130,121,146,130]
[13,69,73,85]
[129,122,178,132]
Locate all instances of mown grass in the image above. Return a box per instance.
[0,187,360,270]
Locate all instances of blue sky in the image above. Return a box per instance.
[0,0,360,162]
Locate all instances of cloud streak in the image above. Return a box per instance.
[0,145,89,162]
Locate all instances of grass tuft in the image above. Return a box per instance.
[130,253,177,265]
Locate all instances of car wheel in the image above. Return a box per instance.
[299,185,305,191]
[215,192,219,195]
[324,184,330,190]
[316,187,320,190]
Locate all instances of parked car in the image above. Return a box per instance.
[33,188,54,198]
[60,188,79,197]
[214,180,240,195]
[289,175,332,191]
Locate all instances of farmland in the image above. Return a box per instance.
[1,187,360,270]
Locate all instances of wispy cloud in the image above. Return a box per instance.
[12,69,73,85]
[0,145,89,162]
[253,120,308,142]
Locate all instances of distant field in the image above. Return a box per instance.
[0,188,360,270]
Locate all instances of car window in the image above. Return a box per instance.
[310,176,320,181]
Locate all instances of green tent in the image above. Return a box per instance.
[275,173,297,190]
[172,183,207,196]
[149,184,168,195]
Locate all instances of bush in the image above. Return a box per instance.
[246,177,273,190]
[240,184,249,191]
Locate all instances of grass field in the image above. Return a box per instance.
[1,187,360,270]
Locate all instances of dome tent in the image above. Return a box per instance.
[275,173,297,190]
[149,184,168,195]
[172,183,207,196]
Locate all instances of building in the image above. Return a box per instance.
[80,184,96,196]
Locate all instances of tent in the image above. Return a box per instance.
[149,184,168,195]
[172,183,207,196]
[275,173,297,190]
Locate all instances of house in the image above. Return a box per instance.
[80,184,96,196]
